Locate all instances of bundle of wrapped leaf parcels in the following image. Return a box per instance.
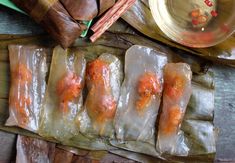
[12,0,115,48]
[6,44,216,160]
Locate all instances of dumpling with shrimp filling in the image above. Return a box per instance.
[157,63,192,155]
[6,45,48,132]
[39,46,86,141]
[115,45,167,143]
[77,53,123,138]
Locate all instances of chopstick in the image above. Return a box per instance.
[90,0,136,42]
[91,0,127,32]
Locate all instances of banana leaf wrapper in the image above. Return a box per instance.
[6,45,48,132]
[57,145,137,163]
[39,46,86,142]
[98,0,116,16]
[16,135,55,163]
[73,31,210,75]
[12,0,86,48]
[53,148,74,163]
[110,149,215,163]
[115,45,167,144]
[122,0,235,65]
[78,53,123,138]
[0,32,215,161]
[60,0,115,21]
[53,147,102,163]
[60,0,98,21]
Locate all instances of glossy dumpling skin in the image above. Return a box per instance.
[157,63,192,155]
[115,45,167,143]
[78,53,122,137]
[39,46,86,141]
[6,45,48,132]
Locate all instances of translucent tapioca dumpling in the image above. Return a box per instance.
[115,45,167,143]
[77,53,123,138]
[39,46,86,141]
[157,63,192,155]
[6,45,48,132]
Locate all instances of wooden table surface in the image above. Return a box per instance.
[0,5,235,162]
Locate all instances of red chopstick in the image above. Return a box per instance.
[90,0,136,42]
[91,0,127,32]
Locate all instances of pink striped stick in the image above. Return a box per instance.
[90,0,136,42]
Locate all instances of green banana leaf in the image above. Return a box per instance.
[0,32,216,162]
[122,0,235,65]
[110,149,215,163]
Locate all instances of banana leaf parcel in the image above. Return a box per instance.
[11,0,115,48]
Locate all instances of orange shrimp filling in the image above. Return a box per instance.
[136,72,160,112]
[13,63,32,85]
[86,59,116,124]
[10,96,31,125]
[92,94,117,123]
[160,105,182,135]
[164,72,185,100]
[86,59,110,87]
[56,72,83,113]
[10,64,32,126]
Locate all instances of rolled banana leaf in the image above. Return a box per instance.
[12,0,86,48]
[122,0,235,65]
[0,32,215,161]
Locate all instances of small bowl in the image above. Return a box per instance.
[149,0,235,48]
